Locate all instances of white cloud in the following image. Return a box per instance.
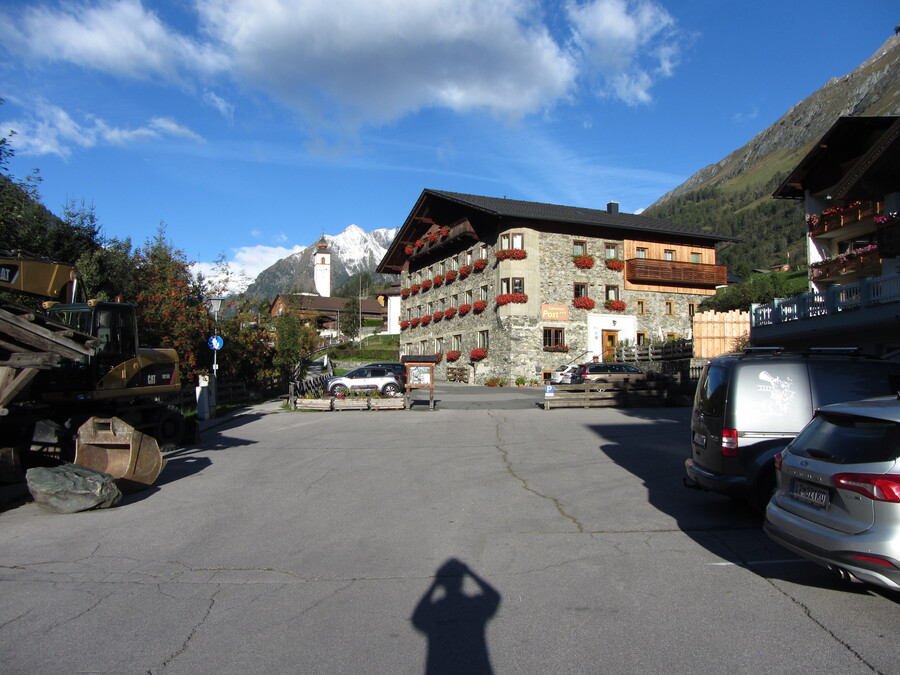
[3,100,205,157]
[203,90,235,122]
[566,0,681,105]
[192,244,305,294]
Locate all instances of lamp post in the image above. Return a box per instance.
[208,297,224,417]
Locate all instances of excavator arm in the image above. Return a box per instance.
[0,250,80,303]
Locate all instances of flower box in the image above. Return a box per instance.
[404,245,415,256]
[421,279,432,291]
[400,287,411,298]
[444,269,457,283]
[444,306,457,319]
[458,303,471,316]
[433,274,444,286]
[543,344,569,353]
[333,397,370,411]
[427,232,440,243]
[421,314,432,325]
[605,258,625,272]
[458,265,472,277]
[472,300,488,313]
[446,350,461,362]
[495,292,528,305]
[604,299,626,312]
[294,398,332,411]
[473,258,488,272]
[573,254,595,269]
[399,319,410,330]
[432,310,443,322]
[470,347,488,361]
[369,398,405,411]
[495,249,527,261]
[440,226,450,237]
[410,283,421,294]
[415,239,425,248]
[410,317,420,327]
[573,296,595,310]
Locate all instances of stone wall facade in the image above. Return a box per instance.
[399,227,713,384]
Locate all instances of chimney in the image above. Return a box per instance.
[607,201,619,214]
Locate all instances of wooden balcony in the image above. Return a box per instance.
[625,258,727,288]
[808,249,881,282]
[808,201,882,238]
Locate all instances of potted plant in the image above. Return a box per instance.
[410,317,420,327]
[421,279,432,291]
[472,300,488,313]
[404,245,415,256]
[400,287,411,298]
[605,258,625,271]
[447,350,461,362]
[399,319,410,330]
[410,283,421,294]
[433,274,444,287]
[458,303,472,316]
[421,314,431,325]
[440,226,450,237]
[473,258,488,272]
[427,232,440,243]
[573,254,595,269]
[515,376,526,387]
[543,344,569,353]
[495,292,528,306]
[495,249,527,261]
[415,239,425,248]
[444,306,457,319]
[444,269,457,283]
[458,264,472,277]
[604,299,626,312]
[573,296,595,310]
[432,310,443,322]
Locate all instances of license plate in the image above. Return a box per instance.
[790,479,830,508]
[693,432,706,449]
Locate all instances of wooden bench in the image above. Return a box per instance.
[446,366,469,383]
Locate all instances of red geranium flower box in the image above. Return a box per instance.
[404,245,415,256]
[432,311,443,322]
[400,287,410,298]
[410,317,420,327]
[458,303,471,316]
[421,279,432,290]
[604,299,626,312]
[447,350,461,362]
[605,258,625,272]
[458,265,472,277]
[444,306,457,319]
[433,274,444,287]
[427,232,440,243]
[421,314,431,325]
[399,319,409,329]
[573,296,595,310]
[495,293,528,306]
[444,269,457,283]
[573,254,595,269]
[470,347,488,361]
[495,249,527,261]
[473,258,488,272]
[410,283,421,294]
[472,300,488,313]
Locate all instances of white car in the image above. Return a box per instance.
[550,365,578,384]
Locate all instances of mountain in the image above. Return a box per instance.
[645,34,900,276]
[244,224,399,300]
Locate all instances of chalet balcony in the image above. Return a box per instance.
[807,201,882,238]
[808,247,881,282]
[625,258,727,288]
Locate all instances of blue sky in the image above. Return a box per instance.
[1,0,896,288]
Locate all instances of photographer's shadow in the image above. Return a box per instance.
[411,558,500,675]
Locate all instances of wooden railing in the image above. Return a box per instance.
[625,258,727,287]
[808,201,882,237]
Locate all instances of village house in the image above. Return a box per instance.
[752,116,900,354]
[377,190,738,383]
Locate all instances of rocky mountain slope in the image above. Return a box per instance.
[646,34,900,274]
[244,224,398,300]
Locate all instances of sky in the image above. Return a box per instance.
[1,0,896,290]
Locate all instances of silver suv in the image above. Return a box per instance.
[765,397,900,591]
[325,367,402,396]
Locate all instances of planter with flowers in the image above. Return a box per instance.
[458,303,472,316]
[433,274,444,287]
[446,350,461,362]
[410,283,421,294]
[470,347,488,361]
[404,245,415,256]
[294,396,333,411]
[427,232,440,244]
[369,396,406,410]
[432,311,443,322]
[495,293,528,306]
[415,239,425,249]
[410,317,420,328]
[572,296,596,310]
[472,300,488,313]
[543,344,569,353]
[444,269,457,283]
[399,319,410,330]
[458,264,472,277]
[605,258,625,272]
[473,258,488,272]
[444,306,457,319]
[495,249,527,261]
[604,299,627,312]
[573,254,595,269]
[421,279,432,291]
[421,314,432,326]
[485,377,506,387]
[400,287,411,298]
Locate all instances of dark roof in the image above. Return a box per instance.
[272,294,385,316]
[773,116,900,200]
[426,190,735,241]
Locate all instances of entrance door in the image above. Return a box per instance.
[602,330,618,361]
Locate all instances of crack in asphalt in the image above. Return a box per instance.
[160,586,223,671]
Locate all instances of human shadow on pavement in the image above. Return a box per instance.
[585,409,875,595]
[411,558,501,675]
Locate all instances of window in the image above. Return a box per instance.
[465,290,473,304]
[480,244,488,259]
[573,240,586,256]
[428,302,433,314]
[480,285,489,301]
[544,327,565,348]
[636,299,646,315]
[420,340,430,353]
[435,336,444,354]
[574,283,589,299]
[500,278,511,294]
[511,233,523,249]
[478,330,490,350]
[688,302,696,317]
[665,300,674,315]
[636,247,647,259]
[664,250,675,261]
[666,333,678,342]
[452,294,459,307]
[451,255,458,271]
[512,278,524,294]
[690,252,701,264]
[636,332,647,346]
[451,334,461,351]
[466,250,473,265]
[606,285,619,301]
[605,243,618,259]
[439,298,446,311]
[438,261,445,275]
[500,234,510,249]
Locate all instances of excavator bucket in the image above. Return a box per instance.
[74,417,167,492]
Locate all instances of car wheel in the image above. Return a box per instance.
[330,383,348,395]
[382,383,400,396]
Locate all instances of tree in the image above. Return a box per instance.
[273,313,320,381]
[340,296,360,339]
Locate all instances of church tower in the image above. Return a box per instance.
[313,236,331,297]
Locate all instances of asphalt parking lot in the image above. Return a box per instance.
[2,386,899,674]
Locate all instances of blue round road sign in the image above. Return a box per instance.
[208,335,224,350]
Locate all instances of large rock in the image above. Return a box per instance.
[26,464,122,513]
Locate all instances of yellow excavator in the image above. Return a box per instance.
[0,250,182,491]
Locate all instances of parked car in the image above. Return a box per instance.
[550,365,579,384]
[765,397,900,591]
[365,362,407,386]
[325,367,402,396]
[684,348,900,511]
[570,362,647,385]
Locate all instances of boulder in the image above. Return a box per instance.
[26,464,122,513]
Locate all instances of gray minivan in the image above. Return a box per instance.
[684,348,900,510]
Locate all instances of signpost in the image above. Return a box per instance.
[402,355,439,410]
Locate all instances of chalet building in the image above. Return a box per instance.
[752,116,900,354]
[376,190,738,383]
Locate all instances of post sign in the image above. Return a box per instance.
[208,335,224,350]
[541,304,569,321]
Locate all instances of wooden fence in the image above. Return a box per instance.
[543,379,675,410]
[692,309,750,358]
[446,366,470,383]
